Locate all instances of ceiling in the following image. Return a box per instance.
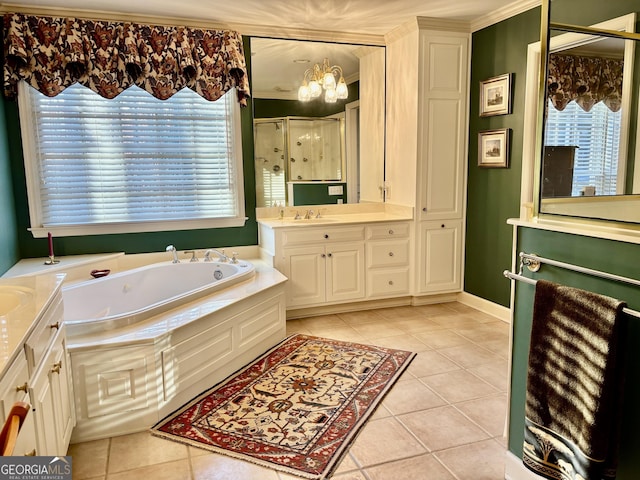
[6,0,534,36]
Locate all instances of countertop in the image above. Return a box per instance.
[0,273,65,374]
[257,211,413,229]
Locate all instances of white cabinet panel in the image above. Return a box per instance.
[326,244,365,303]
[419,220,462,293]
[282,245,326,307]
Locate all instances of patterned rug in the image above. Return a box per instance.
[151,334,415,479]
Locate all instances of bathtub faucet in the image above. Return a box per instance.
[204,249,228,262]
[165,245,179,263]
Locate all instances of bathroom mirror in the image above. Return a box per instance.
[250,37,385,207]
[535,0,640,223]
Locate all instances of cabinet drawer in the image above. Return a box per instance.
[25,295,63,376]
[366,222,410,240]
[367,239,410,267]
[282,226,365,246]
[367,268,410,297]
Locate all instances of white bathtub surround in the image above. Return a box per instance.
[66,259,287,443]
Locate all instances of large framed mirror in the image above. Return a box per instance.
[532,0,640,224]
[250,37,385,207]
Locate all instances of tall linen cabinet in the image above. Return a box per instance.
[385,18,470,300]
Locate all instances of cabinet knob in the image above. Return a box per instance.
[441,224,445,228]
[50,321,60,330]
[388,280,394,286]
[51,361,62,375]
[321,253,326,258]
[388,229,394,235]
[327,253,333,258]
[388,252,394,257]
[422,207,427,212]
[324,234,329,239]
[25,449,36,456]
[15,382,28,393]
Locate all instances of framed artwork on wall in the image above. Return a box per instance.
[478,128,510,168]
[479,73,512,116]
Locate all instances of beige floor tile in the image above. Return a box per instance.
[430,315,485,329]
[398,406,489,451]
[348,417,427,467]
[334,453,360,474]
[413,329,473,350]
[375,305,430,320]
[107,459,190,480]
[393,317,447,334]
[438,343,504,368]
[435,439,507,480]
[68,438,109,479]
[349,322,406,340]
[468,360,510,392]
[456,394,508,437]
[369,333,430,352]
[421,369,498,404]
[382,378,446,415]
[189,445,212,458]
[191,454,279,480]
[332,471,368,479]
[305,325,367,343]
[337,310,387,324]
[413,304,460,317]
[455,323,510,342]
[365,454,456,480]
[108,432,188,474]
[406,350,461,378]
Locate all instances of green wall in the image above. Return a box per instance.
[509,227,640,478]
[465,8,541,307]
[0,95,19,274]
[0,38,258,274]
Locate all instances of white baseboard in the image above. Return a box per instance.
[457,291,511,323]
[504,451,541,480]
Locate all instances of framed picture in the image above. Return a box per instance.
[479,73,512,116]
[478,128,510,168]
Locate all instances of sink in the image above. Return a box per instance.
[291,218,338,223]
[0,286,35,316]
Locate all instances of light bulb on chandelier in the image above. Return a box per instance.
[298,58,349,103]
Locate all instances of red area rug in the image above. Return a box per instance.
[151,334,415,479]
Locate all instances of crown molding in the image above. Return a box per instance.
[417,16,471,33]
[470,0,541,32]
[384,19,420,44]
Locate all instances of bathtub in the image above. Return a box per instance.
[62,260,255,330]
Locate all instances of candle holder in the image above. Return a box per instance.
[44,255,60,265]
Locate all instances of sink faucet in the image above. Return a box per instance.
[166,245,179,263]
[304,209,314,219]
[204,249,228,262]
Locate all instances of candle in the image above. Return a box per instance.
[48,232,53,258]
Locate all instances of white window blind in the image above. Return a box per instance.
[545,100,621,196]
[19,82,245,237]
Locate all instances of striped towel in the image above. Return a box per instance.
[523,280,627,480]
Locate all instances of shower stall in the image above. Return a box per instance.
[254,116,345,207]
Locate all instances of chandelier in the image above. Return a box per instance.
[297,58,349,103]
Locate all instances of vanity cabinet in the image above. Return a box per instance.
[260,220,413,310]
[278,226,366,308]
[366,223,411,297]
[0,353,37,456]
[0,280,74,457]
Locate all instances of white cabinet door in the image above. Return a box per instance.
[282,245,326,307]
[419,220,462,293]
[418,33,468,221]
[29,329,73,456]
[326,243,365,303]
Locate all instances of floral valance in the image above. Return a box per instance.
[547,53,623,112]
[3,13,251,105]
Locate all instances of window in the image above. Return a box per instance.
[18,82,245,237]
[545,100,621,196]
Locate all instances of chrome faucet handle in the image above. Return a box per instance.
[165,245,179,263]
[304,209,313,219]
[294,211,301,220]
[203,249,213,262]
[231,252,239,264]
[316,209,322,219]
[185,250,198,262]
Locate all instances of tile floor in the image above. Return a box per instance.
[67,302,511,480]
